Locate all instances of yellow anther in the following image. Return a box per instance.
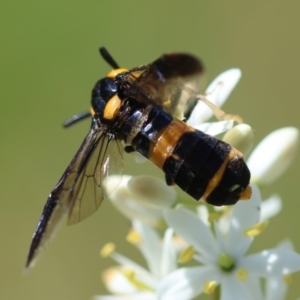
[126,230,142,244]
[178,245,195,263]
[284,274,292,285]
[100,243,116,258]
[122,268,154,291]
[203,281,217,294]
[236,268,248,281]
[208,212,221,222]
[123,268,135,280]
[244,221,269,237]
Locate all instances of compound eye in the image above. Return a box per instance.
[91,96,105,116]
[100,78,118,102]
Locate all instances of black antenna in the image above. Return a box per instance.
[99,46,120,69]
[63,46,119,129]
[63,111,91,128]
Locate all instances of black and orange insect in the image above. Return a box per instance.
[26,47,251,269]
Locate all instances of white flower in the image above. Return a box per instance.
[94,220,177,300]
[259,194,282,223]
[247,127,299,185]
[263,240,296,300]
[105,175,176,226]
[222,123,254,156]
[158,184,300,300]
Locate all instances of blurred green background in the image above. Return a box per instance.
[1,1,300,299]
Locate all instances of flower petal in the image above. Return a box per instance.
[128,176,176,209]
[101,267,139,295]
[265,276,288,300]
[220,276,253,300]
[157,266,221,300]
[93,292,156,300]
[187,69,241,125]
[244,274,263,300]
[132,220,162,278]
[109,252,157,288]
[107,175,164,225]
[134,152,148,163]
[196,205,210,226]
[160,228,177,277]
[193,120,234,136]
[105,175,131,196]
[276,239,294,251]
[223,184,261,257]
[164,207,219,259]
[214,220,227,253]
[241,248,300,276]
[222,124,253,156]
[247,127,299,185]
[260,194,282,222]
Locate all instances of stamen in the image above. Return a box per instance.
[100,243,116,258]
[178,245,195,263]
[218,253,235,271]
[244,221,269,237]
[126,230,142,244]
[123,268,135,279]
[203,281,217,294]
[122,268,154,291]
[236,268,248,281]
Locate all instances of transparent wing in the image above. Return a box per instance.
[123,53,204,119]
[25,120,100,270]
[67,134,124,225]
[26,118,123,270]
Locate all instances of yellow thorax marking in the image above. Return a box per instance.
[107,68,128,79]
[103,95,121,120]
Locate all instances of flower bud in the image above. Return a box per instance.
[223,123,253,155]
[247,127,299,185]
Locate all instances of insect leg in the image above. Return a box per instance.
[195,94,244,124]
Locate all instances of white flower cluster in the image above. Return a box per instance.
[94,69,300,300]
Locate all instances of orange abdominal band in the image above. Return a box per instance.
[202,148,252,201]
[149,119,191,169]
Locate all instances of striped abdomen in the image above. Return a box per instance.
[127,104,251,206]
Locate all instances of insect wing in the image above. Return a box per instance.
[67,134,124,225]
[26,120,101,269]
[128,53,204,118]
